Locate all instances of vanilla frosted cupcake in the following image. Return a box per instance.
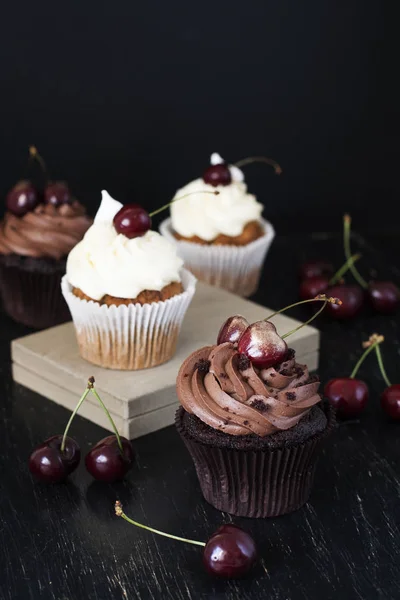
[159,153,276,297]
[62,191,196,370]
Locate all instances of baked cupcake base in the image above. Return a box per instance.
[159,218,275,297]
[61,270,196,370]
[72,281,183,306]
[173,221,265,246]
[0,254,70,329]
[176,403,335,518]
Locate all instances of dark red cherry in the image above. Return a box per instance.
[324,377,368,417]
[203,164,232,187]
[381,384,400,419]
[325,284,364,319]
[6,180,39,216]
[217,315,250,345]
[299,275,330,300]
[44,181,71,206]
[29,435,81,483]
[85,435,134,482]
[238,320,288,369]
[203,524,257,579]
[299,260,334,280]
[113,204,151,239]
[367,281,400,314]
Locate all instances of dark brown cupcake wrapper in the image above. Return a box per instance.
[176,403,336,518]
[0,257,70,329]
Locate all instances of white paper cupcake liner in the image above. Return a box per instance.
[61,269,196,370]
[159,218,275,297]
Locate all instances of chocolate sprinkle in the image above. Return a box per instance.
[194,359,211,373]
[237,354,250,371]
[286,392,296,400]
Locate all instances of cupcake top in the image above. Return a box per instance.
[170,153,263,242]
[177,343,321,438]
[0,201,92,260]
[67,191,184,301]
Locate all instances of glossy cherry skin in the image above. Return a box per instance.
[113,204,152,239]
[29,435,81,483]
[203,164,232,187]
[381,384,400,419]
[203,524,257,579]
[325,284,364,319]
[238,320,288,369]
[44,181,71,206]
[367,281,400,314]
[299,260,333,280]
[6,180,39,216]
[85,435,134,482]
[299,275,330,300]
[324,378,368,417]
[217,315,250,345]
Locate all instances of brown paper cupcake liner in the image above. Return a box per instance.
[176,403,335,518]
[0,255,70,329]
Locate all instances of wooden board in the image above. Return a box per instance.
[11,281,319,439]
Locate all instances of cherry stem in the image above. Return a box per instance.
[60,384,91,453]
[149,191,219,218]
[89,381,123,453]
[29,146,48,179]
[281,299,328,339]
[329,253,362,286]
[374,345,392,388]
[234,156,282,175]
[115,502,206,547]
[343,214,368,289]
[350,339,382,378]
[265,296,340,322]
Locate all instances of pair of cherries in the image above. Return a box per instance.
[29,378,134,484]
[115,502,257,579]
[6,147,73,217]
[324,334,400,419]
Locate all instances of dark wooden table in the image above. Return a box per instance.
[1,232,399,600]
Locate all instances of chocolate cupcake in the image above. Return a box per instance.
[62,191,196,370]
[159,153,276,297]
[175,316,334,518]
[0,201,92,329]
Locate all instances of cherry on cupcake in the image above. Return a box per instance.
[44,181,72,206]
[115,502,257,579]
[203,163,232,187]
[343,214,400,314]
[324,333,383,417]
[217,315,250,345]
[113,191,219,239]
[225,295,341,369]
[6,180,39,216]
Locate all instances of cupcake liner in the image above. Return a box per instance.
[176,403,335,518]
[0,255,70,329]
[159,218,275,297]
[61,269,196,370]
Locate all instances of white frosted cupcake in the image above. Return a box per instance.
[62,191,196,370]
[159,153,276,297]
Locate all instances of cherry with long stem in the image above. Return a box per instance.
[344,214,400,314]
[29,145,48,178]
[149,190,219,218]
[324,334,384,418]
[374,344,400,419]
[299,254,362,301]
[115,502,257,578]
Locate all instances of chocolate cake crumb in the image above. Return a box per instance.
[286,348,295,360]
[184,374,189,378]
[219,372,228,379]
[243,420,249,425]
[194,359,211,373]
[306,374,320,384]
[295,367,305,377]
[286,392,296,400]
[223,407,229,412]
[237,354,250,371]
[250,399,269,412]
[280,369,291,376]
[270,373,276,377]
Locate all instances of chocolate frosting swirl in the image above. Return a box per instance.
[177,343,321,437]
[0,202,92,260]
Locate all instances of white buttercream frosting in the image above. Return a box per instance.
[66,190,183,300]
[170,153,262,241]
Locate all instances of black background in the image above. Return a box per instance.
[0,1,396,234]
